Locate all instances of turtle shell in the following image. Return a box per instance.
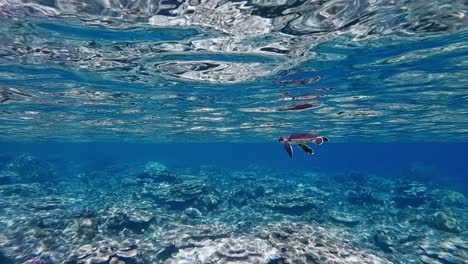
[288,133,318,141]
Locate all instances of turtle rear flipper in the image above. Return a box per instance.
[298,144,314,155]
[282,141,293,158]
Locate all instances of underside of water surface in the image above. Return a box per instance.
[0,1,467,264]
[0,0,467,142]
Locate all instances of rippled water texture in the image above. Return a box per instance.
[0,0,467,142]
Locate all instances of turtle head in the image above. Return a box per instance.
[278,136,288,142]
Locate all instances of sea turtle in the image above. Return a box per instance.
[278,133,329,158]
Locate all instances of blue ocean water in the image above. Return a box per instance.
[1,142,467,186]
[0,1,467,264]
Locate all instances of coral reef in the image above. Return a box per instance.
[346,188,384,206]
[137,162,177,183]
[0,250,14,264]
[328,210,361,227]
[429,189,466,207]
[77,217,99,240]
[418,236,467,264]
[163,236,281,264]
[259,222,391,263]
[105,209,154,233]
[427,211,462,233]
[0,183,47,197]
[0,156,466,264]
[263,194,319,215]
[22,258,50,264]
[0,171,16,185]
[65,240,143,264]
[373,228,402,253]
[392,181,428,208]
[3,155,56,183]
[143,180,222,212]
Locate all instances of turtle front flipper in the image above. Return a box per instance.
[298,144,314,155]
[282,141,293,158]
